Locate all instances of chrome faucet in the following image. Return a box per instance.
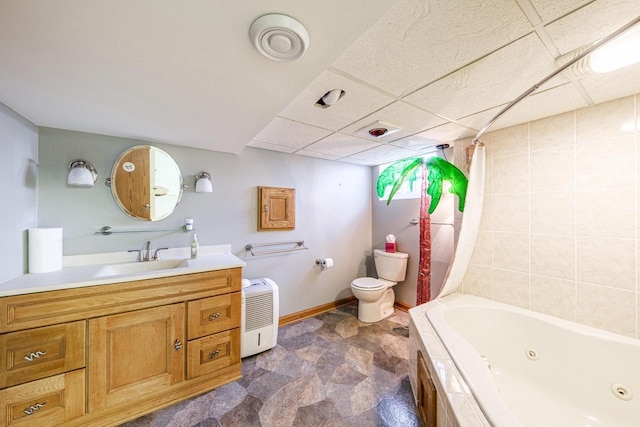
[128,241,169,261]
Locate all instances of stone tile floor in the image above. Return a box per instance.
[120,304,419,427]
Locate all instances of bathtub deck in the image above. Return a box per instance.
[409,294,491,427]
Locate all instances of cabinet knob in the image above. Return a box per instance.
[23,350,47,362]
[208,349,221,359]
[173,339,183,351]
[23,402,46,415]
[208,312,222,321]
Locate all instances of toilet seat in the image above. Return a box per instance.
[351,277,386,291]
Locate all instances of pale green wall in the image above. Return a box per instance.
[0,103,38,283]
[36,128,373,316]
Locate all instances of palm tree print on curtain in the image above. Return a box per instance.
[377,156,468,305]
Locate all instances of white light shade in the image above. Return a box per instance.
[67,160,97,187]
[195,172,213,193]
[590,24,640,73]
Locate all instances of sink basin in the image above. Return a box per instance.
[93,259,188,277]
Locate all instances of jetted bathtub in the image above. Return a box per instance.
[420,294,639,427]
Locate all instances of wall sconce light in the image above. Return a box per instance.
[194,172,213,193]
[67,159,98,187]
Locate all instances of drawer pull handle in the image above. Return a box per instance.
[24,350,48,362]
[208,312,222,321]
[208,349,221,359]
[174,339,183,351]
[23,402,46,415]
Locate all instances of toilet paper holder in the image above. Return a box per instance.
[315,258,333,270]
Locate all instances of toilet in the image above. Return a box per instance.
[351,249,409,323]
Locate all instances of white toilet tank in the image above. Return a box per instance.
[374,249,408,282]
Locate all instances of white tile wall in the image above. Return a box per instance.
[461,93,640,339]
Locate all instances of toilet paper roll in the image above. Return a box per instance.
[28,228,63,273]
[322,258,334,268]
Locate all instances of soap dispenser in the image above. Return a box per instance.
[191,234,199,259]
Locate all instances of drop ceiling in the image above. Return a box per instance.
[1,1,640,166]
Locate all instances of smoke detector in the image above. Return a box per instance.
[356,121,401,139]
[250,14,310,62]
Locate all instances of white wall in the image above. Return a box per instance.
[0,103,38,283]
[36,128,372,316]
[461,94,640,339]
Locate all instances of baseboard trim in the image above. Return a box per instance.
[394,301,413,312]
[279,296,357,327]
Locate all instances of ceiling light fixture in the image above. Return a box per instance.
[356,121,401,139]
[250,14,310,62]
[315,89,345,108]
[558,22,640,78]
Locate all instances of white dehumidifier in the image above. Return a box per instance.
[241,278,279,358]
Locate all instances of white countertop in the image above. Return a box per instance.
[0,244,246,297]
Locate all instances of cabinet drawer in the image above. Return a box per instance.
[187,329,240,379]
[0,369,85,427]
[0,321,85,388]
[187,292,241,339]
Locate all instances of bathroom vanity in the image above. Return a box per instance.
[0,246,244,427]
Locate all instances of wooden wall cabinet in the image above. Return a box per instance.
[258,186,295,230]
[0,268,242,427]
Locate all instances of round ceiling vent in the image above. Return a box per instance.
[250,14,309,62]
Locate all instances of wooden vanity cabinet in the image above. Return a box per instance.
[0,267,242,427]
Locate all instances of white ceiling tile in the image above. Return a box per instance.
[459,82,589,133]
[405,33,559,120]
[278,70,394,131]
[331,0,532,96]
[246,140,298,154]
[456,108,501,134]
[348,144,418,165]
[495,83,588,129]
[389,134,441,151]
[252,117,332,149]
[337,157,378,166]
[417,122,477,143]
[340,101,447,143]
[304,133,380,157]
[295,149,342,161]
[529,0,591,23]
[544,0,640,54]
[581,62,640,105]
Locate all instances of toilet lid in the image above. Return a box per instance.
[352,277,385,290]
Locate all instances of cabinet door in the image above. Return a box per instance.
[88,304,185,412]
[0,321,85,388]
[0,369,85,427]
[417,351,436,427]
[258,186,295,230]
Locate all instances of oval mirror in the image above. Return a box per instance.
[110,145,183,221]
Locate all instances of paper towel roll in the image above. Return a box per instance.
[28,228,63,273]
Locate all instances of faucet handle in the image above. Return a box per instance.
[128,249,144,262]
[153,248,169,260]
